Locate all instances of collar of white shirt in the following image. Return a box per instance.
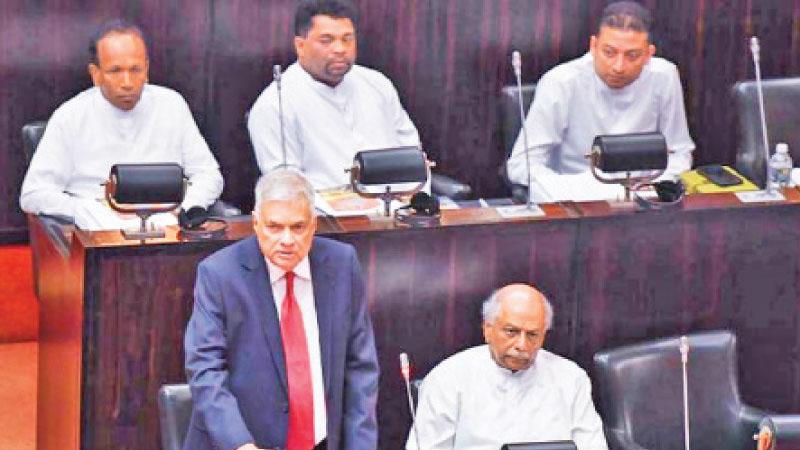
[265,255,312,287]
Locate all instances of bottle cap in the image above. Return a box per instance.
[776,143,789,154]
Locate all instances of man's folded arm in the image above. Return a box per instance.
[19,120,80,218]
[661,66,695,178]
[185,263,255,450]
[177,102,224,210]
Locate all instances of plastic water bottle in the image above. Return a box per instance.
[768,142,793,192]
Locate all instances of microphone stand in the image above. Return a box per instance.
[750,37,772,192]
[273,64,288,168]
[512,50,535,209]
[400,353,422,450]
[495,51,545,219]
[680,336,691,450]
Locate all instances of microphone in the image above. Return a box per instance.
[679,336,691,450]
[750,36,772,190]
[511,51,534,209]
[400,352,422,450]
[273,64,288,168]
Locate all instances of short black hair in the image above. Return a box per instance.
[294,0,359,37]
[597,1,652,35]
[89,19,147,64]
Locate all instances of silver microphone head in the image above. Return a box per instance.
[512,51,522,75]
[273,64,282,81]
[750,36,760,60]
[399,352,410,379]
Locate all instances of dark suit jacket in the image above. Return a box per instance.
[183,236,379,450]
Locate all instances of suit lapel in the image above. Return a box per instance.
[310,241,335,394]
[240,237,288,395]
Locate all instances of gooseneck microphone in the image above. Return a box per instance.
[511,51,535,209]
[273,64,288,168]
[750,37,772,190]
[400,352,422,450]
[680,336,691,450]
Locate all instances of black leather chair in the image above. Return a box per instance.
[733,77,800,188]
[158,384,193,450]
[593,330,800,450]
[20,120,242,217]
[22,120,47,164]
[499,84,536,202]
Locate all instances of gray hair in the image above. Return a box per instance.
[481,288,554,330]
[253,168,316,215]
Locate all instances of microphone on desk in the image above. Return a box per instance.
[400,352,422,450]
[680,336,691,450]
[750,36,772,190]
[511,50,542,208]
[273,64,289,169]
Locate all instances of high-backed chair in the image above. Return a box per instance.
[732,78,800,187]
[499,84,536,202]
[20,120,242,217]
[22,120,47,164]
[593,330,800,450]
[158,384,193,450]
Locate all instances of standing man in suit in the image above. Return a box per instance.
[184,168,379,450]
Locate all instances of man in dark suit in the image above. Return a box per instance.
[184,168,379,450]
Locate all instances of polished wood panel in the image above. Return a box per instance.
[33,191,800,449]
[4,1,800,241]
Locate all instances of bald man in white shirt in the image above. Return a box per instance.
[506,1,694,202]
[408,284,608,450]
[20,20,223,229]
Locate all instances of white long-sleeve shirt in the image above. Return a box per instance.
[507,53,695,201]
[247,62,420,190]
[407,345,608,450]
[19,84,223,228]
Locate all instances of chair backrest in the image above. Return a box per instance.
[498,84,536,183]
[732,78,800,187]
[593,330,752,450]
[22,121,47,165]
[157,384,193,450]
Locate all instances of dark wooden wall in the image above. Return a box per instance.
[3,0,800,242]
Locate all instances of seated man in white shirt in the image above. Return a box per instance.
[19,19,224,230]
[408,284,608,450]
[247,0,421,191]
[506,1,695,202]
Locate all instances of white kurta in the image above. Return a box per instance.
[407,345,608,450]
[248,62,421,190]
[19,84,224,228]
[507,53,695,201]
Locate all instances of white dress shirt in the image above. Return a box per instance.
[506,53,695,201]
[266,256,327,445]
[248,62,421,190]
[19,84,224,228]
[407,345,608,450]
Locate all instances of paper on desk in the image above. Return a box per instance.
[314,190,384,217]
[529,170,626,202]
[73,198,178,231]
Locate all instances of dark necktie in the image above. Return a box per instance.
[280,271,315,450]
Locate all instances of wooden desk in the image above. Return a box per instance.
[31,192,800,449]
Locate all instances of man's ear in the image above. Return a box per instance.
[589,35,598,54]
[88,63,100,86]
[293,36,305,58]
[648,43,656,57]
